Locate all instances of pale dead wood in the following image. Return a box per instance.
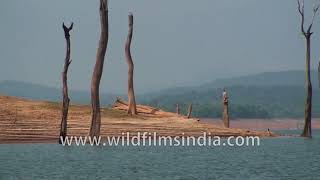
[187,104,193,119]
[113,98,161,115]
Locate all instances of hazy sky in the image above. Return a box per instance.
[0,0,319,93]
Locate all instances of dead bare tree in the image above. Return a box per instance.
[90,0,109,137]
[187,104,193,119]
[297,0,319,137]
[59,22,73,144]
[318,62,320,88]
[125,13,137,115]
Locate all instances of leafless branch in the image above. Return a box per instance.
[298,0,306,34]
[307,2,320,32]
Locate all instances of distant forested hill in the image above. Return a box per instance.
[140,70,320,119]
[1,70,319,119]
[202,70,317,88]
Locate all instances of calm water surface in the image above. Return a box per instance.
[0,130,319,180]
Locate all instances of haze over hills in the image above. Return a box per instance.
[203,70,318,88]
[154,70,318,94]
[0,80,118,106]
[1,70,319,118]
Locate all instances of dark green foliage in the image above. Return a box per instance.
[141,85,320,119]
[139,70,320,119]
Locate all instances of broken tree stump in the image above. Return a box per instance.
[187,104,193,119]
[176,104,180,115]
[223,96,230,128]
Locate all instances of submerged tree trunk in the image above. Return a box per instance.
[302,35,312,137]
[297,0,319,137]
[125,13,137,115]
[59,22,73,144]
[187,104,193,119]
[90,0,109,137]
[318,62,320,88]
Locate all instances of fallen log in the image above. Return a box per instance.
[112,97,176,117]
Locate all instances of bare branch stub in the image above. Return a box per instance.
[62,22,74,39]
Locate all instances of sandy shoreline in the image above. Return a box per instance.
[202,118,320,131]
[0,96,298,144]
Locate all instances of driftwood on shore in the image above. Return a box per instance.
[112,98,203,123]
[113,97,178,117]
[113,97,159,114]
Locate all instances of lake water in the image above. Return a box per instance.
[1,130,320,180]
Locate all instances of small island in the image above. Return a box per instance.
[0,96,275,143]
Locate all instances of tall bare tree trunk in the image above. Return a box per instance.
[223,99,230,128]
[297,0,319,137]
[187,104,193,119]
[302,35,312,137]
[90,0,108,137]
[59,22,73,144]
[125,13,137,115]
[318,62,320,88]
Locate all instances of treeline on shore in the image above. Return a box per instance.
[141,85,320,119]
